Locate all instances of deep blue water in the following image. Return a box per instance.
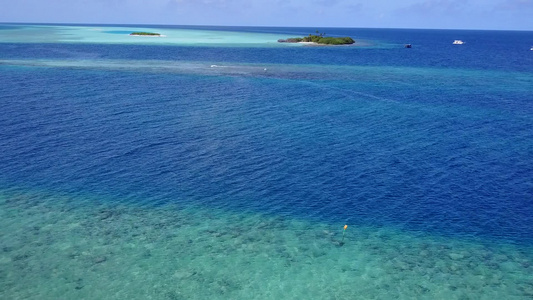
[1,25,532,245]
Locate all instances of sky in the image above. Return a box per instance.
[1,0,532,31]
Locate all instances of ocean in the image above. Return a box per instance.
[0,24,532,299]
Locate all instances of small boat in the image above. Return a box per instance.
[404,44,412,48]
[453,40,464,45]
[530,47,533,51]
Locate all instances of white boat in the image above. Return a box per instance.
[453,40,464,45]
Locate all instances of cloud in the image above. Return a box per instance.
[345,3,364,13]
[167,0,231,11]
[313,0,342,6]
[395,0,469,15]
[171,0,228,6]
[495,0,533,11]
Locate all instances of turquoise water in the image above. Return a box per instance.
[0,25,292,46]
[2,188,531,299]
[0,24,532,299]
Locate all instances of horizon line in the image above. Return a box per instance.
[1,21,531,33]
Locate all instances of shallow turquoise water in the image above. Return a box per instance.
[0,24,532,299]
[1,188,532,299]
[0,25,293,46]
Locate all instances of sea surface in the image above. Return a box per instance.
[0,24,532,299]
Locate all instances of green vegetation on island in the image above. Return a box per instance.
[130,32,161,36]
[278,31,355,45]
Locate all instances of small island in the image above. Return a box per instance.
[278,31,355,45]
[130,32,161,36]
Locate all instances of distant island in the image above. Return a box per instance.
[130,32,161,36]
[278,31,355,45]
